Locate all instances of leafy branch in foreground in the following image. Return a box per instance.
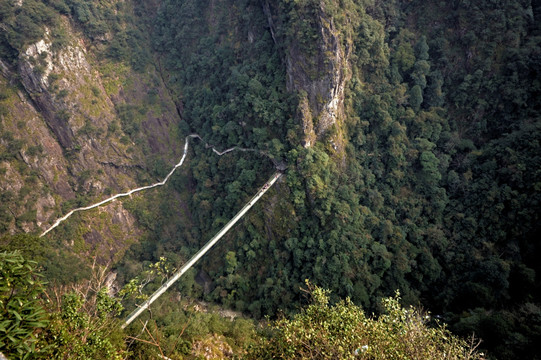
[1,251,127,359]
[0,251,49,358]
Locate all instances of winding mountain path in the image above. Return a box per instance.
[39,133,284,328]
[40,134,271,237]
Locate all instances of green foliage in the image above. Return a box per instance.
[1,1,537,359]
[0,0,58,57]
[115,103,145,138]
[392,29,416,74]
[409,85,423,112]
[155,0,293,151]
[55,109,70,122]
[0,234,91,285]
[123,294,257,359]
[64,0,116,41]
[246,282,485,360]
[419,150,441,186]
[0,244,125,358]
[0,132,24,162]
[225,251,238,275]
[0,0,151,74]
[280,0,323,55]
[42,287,125,359]
[0,251,49,358]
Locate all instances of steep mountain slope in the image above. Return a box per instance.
[1,0,184,262]
[1,0,540,359]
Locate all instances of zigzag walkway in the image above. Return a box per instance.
[40,134,271,237]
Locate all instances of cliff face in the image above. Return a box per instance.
[1,0,354,256]
[282,1,351,154]
[19,35,75,149]
[0,14,182,261]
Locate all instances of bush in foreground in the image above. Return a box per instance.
[246,281,485,360]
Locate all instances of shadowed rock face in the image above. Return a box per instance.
[18,69,75,149]
[18,41,75,149]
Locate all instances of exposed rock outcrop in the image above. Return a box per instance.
[19,37,75,149]
[283,1,351,154]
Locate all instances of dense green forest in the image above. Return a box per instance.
[1,0,540,359]
[1,250,484,359]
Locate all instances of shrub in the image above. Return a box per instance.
[245,282,486,360]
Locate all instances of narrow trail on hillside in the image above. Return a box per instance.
[40,134,273,237]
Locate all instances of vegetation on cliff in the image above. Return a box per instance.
[1,0,540,359]
[246,281,485,360]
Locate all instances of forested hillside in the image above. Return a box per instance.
[1,0,540,359]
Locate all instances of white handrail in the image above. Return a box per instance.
[40,135,271,237]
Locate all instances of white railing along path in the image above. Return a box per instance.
[40,135,269,237]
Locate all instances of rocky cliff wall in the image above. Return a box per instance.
[264,0,351,156]
[0,16,183,262]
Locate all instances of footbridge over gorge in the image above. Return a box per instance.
[38,134,285,328]
[122,171,282,328]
